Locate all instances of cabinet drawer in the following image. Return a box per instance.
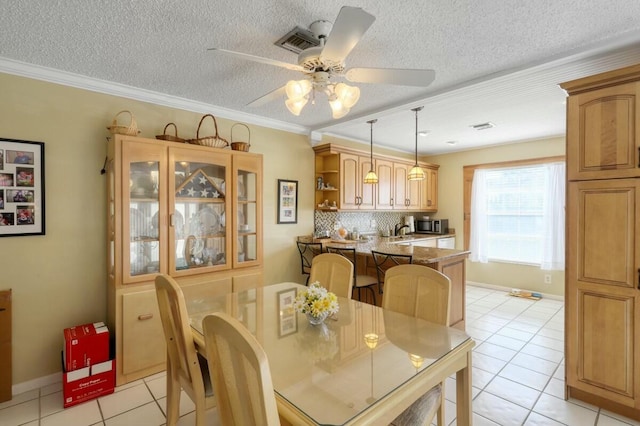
[122,290,165,376]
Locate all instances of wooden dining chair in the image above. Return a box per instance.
[382,264,451,426]
[308,253,354,299]
[154,274,216,426]
[326,246,378,305]
[296,241,323,284]
[203,312,281,426]
[371,250,413,295]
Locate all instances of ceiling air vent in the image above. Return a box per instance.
[470,122,495,131]
[275,26,320,54]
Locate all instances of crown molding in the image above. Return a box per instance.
[0,57,310,136]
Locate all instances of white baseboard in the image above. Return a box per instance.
[466,281,564,301]
[13,372,61,396]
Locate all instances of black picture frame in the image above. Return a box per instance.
[0,138,45,236]
[277,179,298,224]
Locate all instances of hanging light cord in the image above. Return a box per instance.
[412,106,423,166]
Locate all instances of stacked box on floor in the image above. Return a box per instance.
[62,322,115,408]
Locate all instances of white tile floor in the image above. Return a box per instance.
[2,285,640,426]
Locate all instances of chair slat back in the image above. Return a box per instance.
[382,264,451,326]
[203,313,280,426]
[308,253,354,298]
[154,274,209,424]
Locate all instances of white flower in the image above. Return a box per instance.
[294,282,339,318]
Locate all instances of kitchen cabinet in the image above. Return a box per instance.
[375,159,394,209]
[422,167,438,211]
[340,152,375,210]
[107,134,263,385]
[313,143,439,212]
[562,64,640,420]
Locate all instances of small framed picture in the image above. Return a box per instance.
[277,179,298,224]
[278,288,298,337]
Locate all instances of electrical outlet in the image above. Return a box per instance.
[370,219,377,228]
[544,274,552,284]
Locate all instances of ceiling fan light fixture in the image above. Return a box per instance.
[285,96,308,116]
[285,79,312,100]
[408,106,426,181]
[335,82,360,109]
[329,96,350,119]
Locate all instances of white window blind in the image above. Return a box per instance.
[470,162,565,269]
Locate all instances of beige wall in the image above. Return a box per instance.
[425,137,566,296]
[1,72,315,385]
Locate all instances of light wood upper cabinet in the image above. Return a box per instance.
[421,167,438,212]
[566,179,640,408]
[313,143,439,212]
[562,69,640,180]
[339,153,375,210]
[375,159,394,210]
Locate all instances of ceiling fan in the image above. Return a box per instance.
[209,6,436,118]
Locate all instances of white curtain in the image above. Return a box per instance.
[541,162,565,270]
[469,169,489,263]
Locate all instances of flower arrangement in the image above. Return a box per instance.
[294,282,339,322]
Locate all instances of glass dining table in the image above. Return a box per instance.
[186,282,475,425]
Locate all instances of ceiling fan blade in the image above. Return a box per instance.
[246,85,286,107]
[345,68,436,87]
[321,7,375,63]
[208,48,304,72]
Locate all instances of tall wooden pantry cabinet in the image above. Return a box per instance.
[106,134,263,385]
[562,64,640,420]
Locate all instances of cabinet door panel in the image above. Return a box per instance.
[359,156,375,209]
[169,147,232,275]
[570,180,639,287]
[566,179,640,407]
[122,290,165,376]
[376,159,393,210]
[567,82,640,180]
[394,163,408,209]
[340,153,359,210]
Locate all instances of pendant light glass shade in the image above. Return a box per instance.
[408,106,425,181]
[363,119,378,184]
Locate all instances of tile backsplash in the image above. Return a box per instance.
[314,211,435,237]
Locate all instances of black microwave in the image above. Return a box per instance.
[416,219,448,234]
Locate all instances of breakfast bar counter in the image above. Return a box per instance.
[298,235,470,329]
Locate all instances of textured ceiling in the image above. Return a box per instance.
[2,1,640,154]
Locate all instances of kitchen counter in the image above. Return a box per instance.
[298,234,466,265]
[297,234,470,328]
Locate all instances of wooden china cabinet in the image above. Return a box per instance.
[562,64,640,420]
[106,134,263,385]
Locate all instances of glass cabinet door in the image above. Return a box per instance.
[122,142,167,283]
[169,148,232,275]
[233,155,262,267]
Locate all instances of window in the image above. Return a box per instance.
[467,160,565,269]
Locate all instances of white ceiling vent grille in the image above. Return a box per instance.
[275,26,320,54]
[470,122,495,130]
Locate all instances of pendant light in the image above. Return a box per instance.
[363,119,379,184]
[408,106,426,181]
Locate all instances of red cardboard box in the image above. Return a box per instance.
[62,357,115,408]
[63,322,109,372]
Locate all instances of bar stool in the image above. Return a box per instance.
[326,246,378,305]
[371,250,413,295]
[296,241,323,284]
